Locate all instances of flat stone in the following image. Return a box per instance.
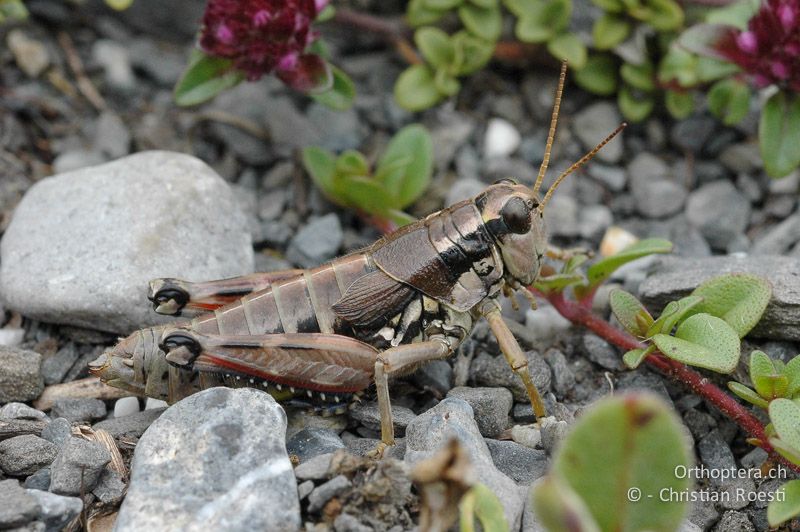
[470,350,551,403]
[50,398,106,423]
[49,438,110,495]
[116,388,300,532]
[572,102,623,163]
[286,428,345,462]
[685,180,750,250]
[0,403,47,421]
[0,435,58,476]
[307,474,351,513]
[286,213,343,268]
[405,398,526,529]
[0,151,254,333]
[294,452,333,481]
[639,255,800,341]
[446,387,512,438]
[0,347,44,403]
[349,402,416,435]
[26,489,82,532]
[40,419,72,448]
[485,439,549,485]
[0,479,40,528]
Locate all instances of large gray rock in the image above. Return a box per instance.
[116,387,300,532]
[639,256,800,340]
[0,151,254,333]
[405,398,526,530]
[0,347,44,403]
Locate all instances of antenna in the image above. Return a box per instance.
[532,61,568,197]
[538,123,627,212]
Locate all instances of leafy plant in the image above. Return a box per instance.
[532,393,692,531]
[301,125,433,226]
[0,0,28,22]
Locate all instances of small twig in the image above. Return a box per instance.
[34,376,132,411]
[544,290,800,474]
[332,8,421,65]
[57,32,106,112]
[192,110,272,142]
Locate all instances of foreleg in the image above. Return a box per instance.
[148,270,303,315]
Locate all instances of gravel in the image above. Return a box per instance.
[446,387,513,438]
[0,403,47,421]
[307,474,352,513]
[49,438,111,495]
[470,350,551,403]
[26,489,82,532]
[50,398,107,423]
[685,180,751,250]
[116,387,300,532]
[0,435,58,477]
[0,151,254,333]
[697,429,736,486]
[286,428,346,462]
[39,419,71,448]
[572,102,623,163]
[0,479,41,529]
[485,439,549,485]
[0,347,44,403]
[286,213,343,268]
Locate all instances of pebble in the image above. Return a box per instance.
[769,170,799,194]
[751,213,800,255]
[539,417,570,454]
[349,402,416,436]
[0,479,41,529]
[49,438,110,495]
[717,476,755,510]
[542,348,575,398]
[445,178,486,207]
[0,328,25,346]
[627,153,687,218]
[7,30,50,78]
[262,97,321,157]
[286,213,343,268]
[510,424,541,449]
[306,104,365,152]
[91,468,127,505]
[470,350,551,403]
[0,151,254,333]
[93,111,131,159]
[40,419,72,448]
[670,116,716,154]
[587,164,627,191]
[578,204,613,240]
[446,387,512,438]
[685,180,750,250]
[297,479,314,500]
[0,403,47,421]
[485,439,549,485]
[116,388,300,532]
[286,428,345,462]
[712,510,754,532]
[307,474,352,513]
[50,398,107,423]
[294,453,334,481]
[572,102,623,163]
[410,359,453,397]
[404,398,526,529]
[615,372,672,403]
[51,150,106,174]
[26,489,82,532]
[639,255,800,341]
[40,343,79,385]
[698,429,736,486]
[524,304,573,344]
[430,110,475,170]
[113,396,140,418]
[0,347,44,403]
[719,142,762,174]
[484,118,521,159]
[582,333,623,371]
[688,498,720,530]
[128,39,185,86]
[24,467,51,491]
[209,81,275,165]
[91,39,136,91]
[544,195,579,238]
[0,435,58,476]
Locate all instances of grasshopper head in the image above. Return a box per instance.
[475,181,547,286]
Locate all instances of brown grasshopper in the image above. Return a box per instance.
[89,64,623,454]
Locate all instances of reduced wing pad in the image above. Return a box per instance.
[331,270,417,330]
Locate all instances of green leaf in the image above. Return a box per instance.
[424,0,463,8]
[335,150,369,177]
[173,50,244,107]
[768,480,800,527]
[646,295,704,338]
[769,437,800,467]
[385,209,418,227]
[459,483,508,532]
[534,272,586,295]
[769,399,800,456]
[452,31,494,75]
[592,14,631,50]
[458,3,502,41]
[750,350,786,400]
[706,0,760,29]
[620,62,655,92]
[407,0,447,26]
[618,85,655,122]
[785,356,800,398]
[0,0,28,22]
[376,124,434,208]
[590,0,623,12]
[623,345,655,369]
[530,476,601,532]
[658,47,698,87]
[760,91,800,178]
[652,313,740,373]
[342,176,396,214]
[514,0,571,43]
[639,0,683,30]
[310,65,355,111]
[415,27,456,69]
[394,64,442,111]
[665,90,694,120]
[573,54,618,96]
[105,0,134,10]
[609,289,653,337]
[708,78,751,126]
[550,393,692,531]
[695,57,740,83]
[502,0,536,17]
[434,68,461,96]
[468,0,497,7]
[584,238,673,292]
[689,273,772,338]
[302,147,339,201]
[677,23,736,61]
[728,381,769,409]
[547,33,587,69]
[316,4,336,22]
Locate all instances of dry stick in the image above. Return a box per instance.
[57,32,106,112]
[544,290,800,474]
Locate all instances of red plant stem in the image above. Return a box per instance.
[545,291,800,474]
[331,8,421,65]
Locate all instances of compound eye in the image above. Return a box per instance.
[500,196,531,234]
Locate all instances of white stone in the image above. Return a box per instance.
[484,118,521,159]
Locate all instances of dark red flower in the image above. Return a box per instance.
[715,0,800,91]
[200,0,331,91]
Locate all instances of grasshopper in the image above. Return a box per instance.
[90,64,623,454]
